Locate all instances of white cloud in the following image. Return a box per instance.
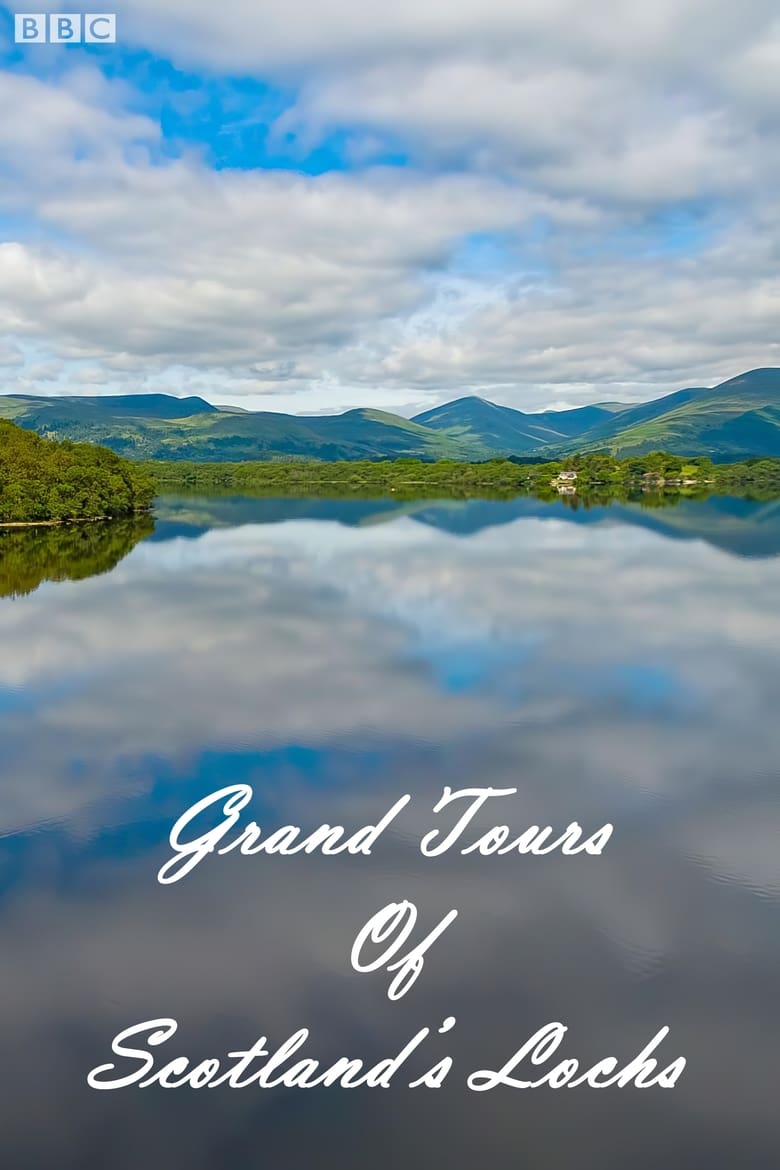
[1,1,779,409]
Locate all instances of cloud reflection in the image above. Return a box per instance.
[0,511,778,1167]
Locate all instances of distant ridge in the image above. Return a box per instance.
[1,368,779,462]
[412,396,625,453]
[9,392,217,419]
[549,368,780,458]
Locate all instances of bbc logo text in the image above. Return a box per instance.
[14,13,116,43]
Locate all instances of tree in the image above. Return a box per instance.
[0,421,154,524]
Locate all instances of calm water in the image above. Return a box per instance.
[1,495,779,1169]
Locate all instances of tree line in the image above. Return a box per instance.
[146,451,780,502]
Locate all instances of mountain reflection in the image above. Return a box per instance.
[2,494,777,605]
[154,493,780,559]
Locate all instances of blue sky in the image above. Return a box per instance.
[0,1,777,413]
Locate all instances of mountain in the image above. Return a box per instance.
[413,369,780,461]
[412,396,625,454]
[0,396,491,463]
[1,368,779,462]
[550,369,780,459]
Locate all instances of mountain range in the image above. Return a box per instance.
[1,368,779,462]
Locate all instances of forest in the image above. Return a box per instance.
[0,420,155,525]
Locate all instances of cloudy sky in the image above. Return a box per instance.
[0,1,778,413]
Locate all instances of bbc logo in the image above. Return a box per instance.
[14,13,116,43]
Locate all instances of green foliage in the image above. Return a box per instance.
[146,451,780,502]
[0,420,154,524]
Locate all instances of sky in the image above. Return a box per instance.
[0,1,778,415]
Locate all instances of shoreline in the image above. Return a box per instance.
[0,509,152,530]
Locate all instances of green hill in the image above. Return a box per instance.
[412,396,622,453]
[2,368,779,462]
[0,395,490,463]
[551,369,780,459]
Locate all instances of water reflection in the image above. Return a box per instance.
[155,493,780,558]
[0,500,778,1168]
[0,515,154,599]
